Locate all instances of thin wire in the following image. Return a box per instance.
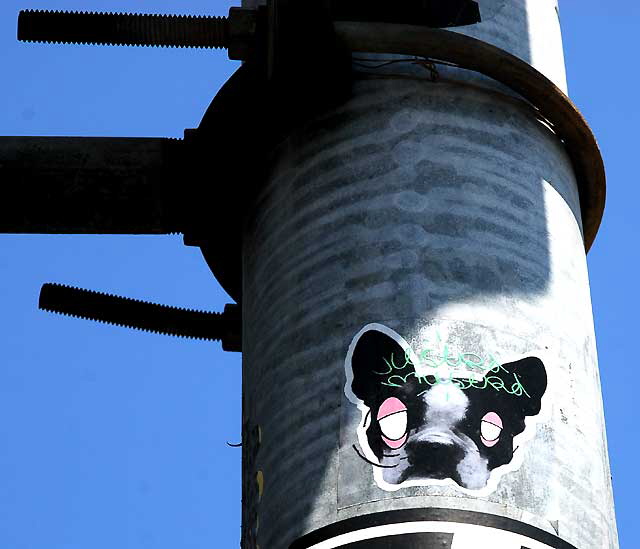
[352,55,466,82]
[352,56,460,69]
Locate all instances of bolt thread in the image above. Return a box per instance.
[18,10,229,49]
[39,283,233,341]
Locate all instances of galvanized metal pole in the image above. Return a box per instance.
[240,1,618,548]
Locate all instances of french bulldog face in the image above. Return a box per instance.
[346,326,547,491]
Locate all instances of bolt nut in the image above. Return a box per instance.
[228,7,259,60]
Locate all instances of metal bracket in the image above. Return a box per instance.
[191,22,605,304]
[7,5,603,340]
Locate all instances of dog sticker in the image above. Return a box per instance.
[344,324,548,492]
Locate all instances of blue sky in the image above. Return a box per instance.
[0,1,637,548]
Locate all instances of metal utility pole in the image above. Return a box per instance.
[1,1,618,548]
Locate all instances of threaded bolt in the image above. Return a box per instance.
[39,283,241,351]
[18,10,230,49]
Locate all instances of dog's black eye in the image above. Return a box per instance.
[480,411,503,447]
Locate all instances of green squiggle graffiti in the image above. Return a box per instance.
[374,341,530,398]
[415,371,530,398]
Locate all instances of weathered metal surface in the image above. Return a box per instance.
[242,78,617,549]
[0,137,182,234]
[240,1,618,548]
[39,283,241,351]
[333,20,604,252]
[451,0,567,93]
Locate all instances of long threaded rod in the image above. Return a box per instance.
[39,283,241,350]
[18,10,229,48]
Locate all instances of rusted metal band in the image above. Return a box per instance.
[334,21,605,251]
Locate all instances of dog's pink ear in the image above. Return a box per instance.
[350,329,411,404]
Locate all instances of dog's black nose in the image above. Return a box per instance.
[404,440,465,482]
